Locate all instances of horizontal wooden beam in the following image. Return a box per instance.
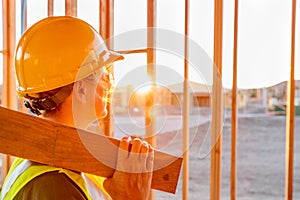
[0,106,182,194]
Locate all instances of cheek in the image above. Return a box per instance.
[94,85,108,117]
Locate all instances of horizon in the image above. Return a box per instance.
[112,78,300,91]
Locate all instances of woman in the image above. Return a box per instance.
[0,16,153,200]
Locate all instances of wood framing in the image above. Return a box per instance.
[210,0,223,200]
[100,0,114,42]
[231,0,239,199]
[147,1,157,199]
[0,106,182,194]
[183,0,190,199]
[65,0,77,16]
[48,0,54,16]
[1,0,16,183]
[285,0,297,199]
[146,0,157,154]
[99,0,114,137]
[1,1,16,110]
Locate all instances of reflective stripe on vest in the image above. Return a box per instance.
[0,158,111,200]
[0,159,32,200]
[82,173,111,199]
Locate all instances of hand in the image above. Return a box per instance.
[104,136,154,200]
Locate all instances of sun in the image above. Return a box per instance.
[136,84,152,94]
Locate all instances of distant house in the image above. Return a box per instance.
[266,80,300,104]
[111,85,134,113]
[167,82,248,109]
[166,81,212,107]
[112,82,248,111]
[224,89,248,109]
[265,80,300,114]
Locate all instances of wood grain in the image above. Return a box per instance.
[0,106,182,194]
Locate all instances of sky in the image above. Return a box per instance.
[0,0,299,89]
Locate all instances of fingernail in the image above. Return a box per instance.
[142,140,149,147]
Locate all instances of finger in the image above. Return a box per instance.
[140,141,149,154]
[146,144,154,172]
[139,141,149,172]
[131,138,143,153]
[116,136,132,172]
[118,136,132,160]
[120,136,132,150]
[130,134,142,141]
[129,138,143,172]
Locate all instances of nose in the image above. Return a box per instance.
[96,69,114,93]
[104,70,114,91]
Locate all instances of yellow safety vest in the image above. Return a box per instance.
[0,158,111,200]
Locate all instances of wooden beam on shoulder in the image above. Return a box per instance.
[0,106,182,194]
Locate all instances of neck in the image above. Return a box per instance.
[41,95,77,128]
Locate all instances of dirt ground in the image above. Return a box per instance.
[154,113,300,200]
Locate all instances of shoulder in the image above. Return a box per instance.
[14,171,87,200]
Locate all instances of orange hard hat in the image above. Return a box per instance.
[15,16,123,97]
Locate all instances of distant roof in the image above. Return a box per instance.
[167,81,212,94]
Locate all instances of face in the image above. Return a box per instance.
[84,67,114,119]
[94,67,114,117]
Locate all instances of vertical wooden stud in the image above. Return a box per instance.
[99,0,114,136]
[210,0,223,200]
[1,0,16,183]
[146,0,157,150]
[65,0,77,16]
[182,0,190,199]
[147,0,157,199]
[285,0,297,199]
[100,0,114,45]
[231,0,239,199]
[48,0,54,16]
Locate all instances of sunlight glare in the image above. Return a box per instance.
[136,84,152,95]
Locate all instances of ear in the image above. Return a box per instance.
[74,80,87,103]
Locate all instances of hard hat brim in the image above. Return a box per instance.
[107,50,124,64]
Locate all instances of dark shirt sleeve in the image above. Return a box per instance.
[13,171,88,200]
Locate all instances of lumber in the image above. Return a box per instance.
[2,0,17,181]
[182,0,190,199]
[0,106,182,194]
[285,0,296,199]
[210,0,223,200]
[231,0,239,199]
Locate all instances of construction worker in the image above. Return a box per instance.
[0,16,154,199]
